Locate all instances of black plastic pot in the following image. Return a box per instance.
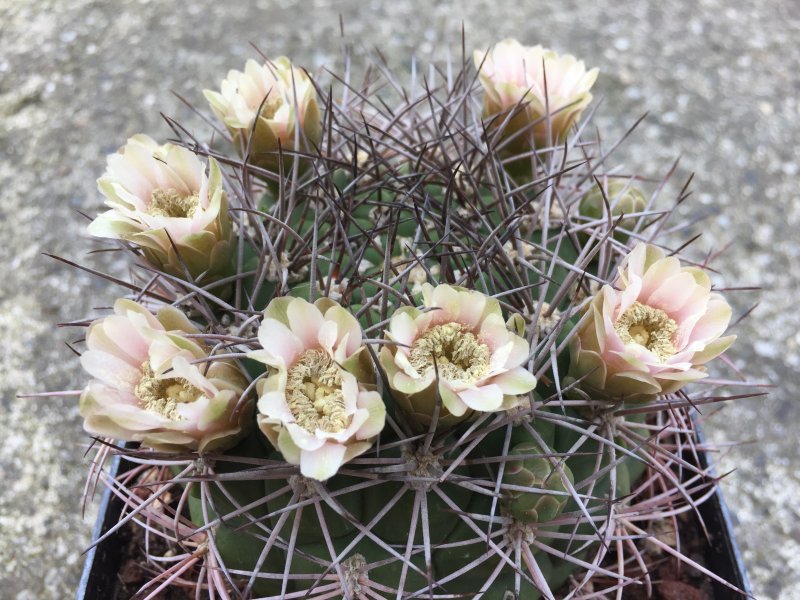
[76,450,133,600]
[76,426,753,599]
[693,420,753,599]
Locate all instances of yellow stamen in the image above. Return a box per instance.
[286,349,349,433]
[135,361,201,420]
[614,302,678,361]
[148,188,200,218]
[408,322,490,384]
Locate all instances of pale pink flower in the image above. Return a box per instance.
[379,284,537,432]
[79,299,250,452]
[249,297,385,481]
[203,57,321,170]
[474,39,598,148]
[568,244,736,403]
[88,135,234,282]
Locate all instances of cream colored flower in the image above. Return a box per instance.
[204,57,321,171]
[379,284,537,432]
[249,297,385,481]
[88,135,235,283]
[568,244,736,403]
[474,39,598,149]
[79,299,250,453]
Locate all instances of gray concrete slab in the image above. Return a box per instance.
[1,0,796,597]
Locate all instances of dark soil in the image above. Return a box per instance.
[619,512,717,600]
[112,521,193,600]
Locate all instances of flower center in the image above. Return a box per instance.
[148,188,200,218]
[614,302,678,361]
[134,361,201,420]
[286,349,349,433]
[408,322,491,384]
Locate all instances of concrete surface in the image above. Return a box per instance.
[0,0,797,597]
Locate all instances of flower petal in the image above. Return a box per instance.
[300,443,348,481]
[287,298,325,348]
[491,367,537,395]
[388,309,419,348]
[355,391,386,439]
[457,384,504,413]
[439,380,468,417]
[255,318,304,368]
[80,350,142,392]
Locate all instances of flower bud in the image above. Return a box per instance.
[474,39,598,151]
[578,180,647,242]
[249,296,386,481]
[567,243,736,403]
[204,57,321,173]
[379,284,537,433]
[79,299,250,453]
[88,135,235,284]
[504,442,573,523]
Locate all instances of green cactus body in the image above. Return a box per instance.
[471,409,556,460]
[554,409,648,503]
[288,536,430,593]
[263,466,364,545]
[545,409,648,563]
[187,495,285,596]
[185,436,285,595]
[444,572,543,600]
[359,445,472,545]
[350,537,430,592]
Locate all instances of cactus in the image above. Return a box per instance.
[66,38,751,599]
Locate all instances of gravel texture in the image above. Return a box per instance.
[1,0,797,598]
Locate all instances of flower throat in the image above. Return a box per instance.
[614,302,677,361]
[148,188,200,218]
[286,349,348,433]
[409,322,490,383]
[135,361,201,420]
